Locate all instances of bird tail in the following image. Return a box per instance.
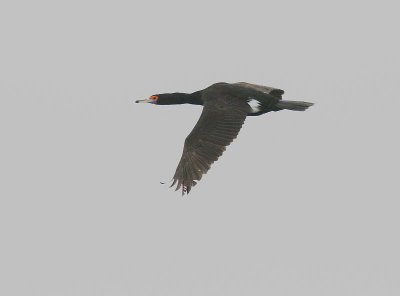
[275,100,314,111]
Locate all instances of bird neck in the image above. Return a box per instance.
[160,91,202,105]
[185,91,203,105]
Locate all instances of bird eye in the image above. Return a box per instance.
[150,95,158,100]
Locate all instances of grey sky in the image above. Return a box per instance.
[1,0,399,295]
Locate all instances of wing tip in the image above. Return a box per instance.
[170,177,197,196]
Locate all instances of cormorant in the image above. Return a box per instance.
[136,82,314,195]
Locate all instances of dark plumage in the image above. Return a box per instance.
[136,82,314,195]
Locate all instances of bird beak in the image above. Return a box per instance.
[135,98,154,103]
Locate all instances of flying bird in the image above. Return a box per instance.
[136,82,314,195]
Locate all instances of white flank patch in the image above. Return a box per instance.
[248,98,261,113]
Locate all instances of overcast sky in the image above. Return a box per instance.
[1,0,399,295]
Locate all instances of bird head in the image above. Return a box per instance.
[135,95,160,104]
[135,93,193,105]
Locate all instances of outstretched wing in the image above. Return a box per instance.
[171,96,249,195]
